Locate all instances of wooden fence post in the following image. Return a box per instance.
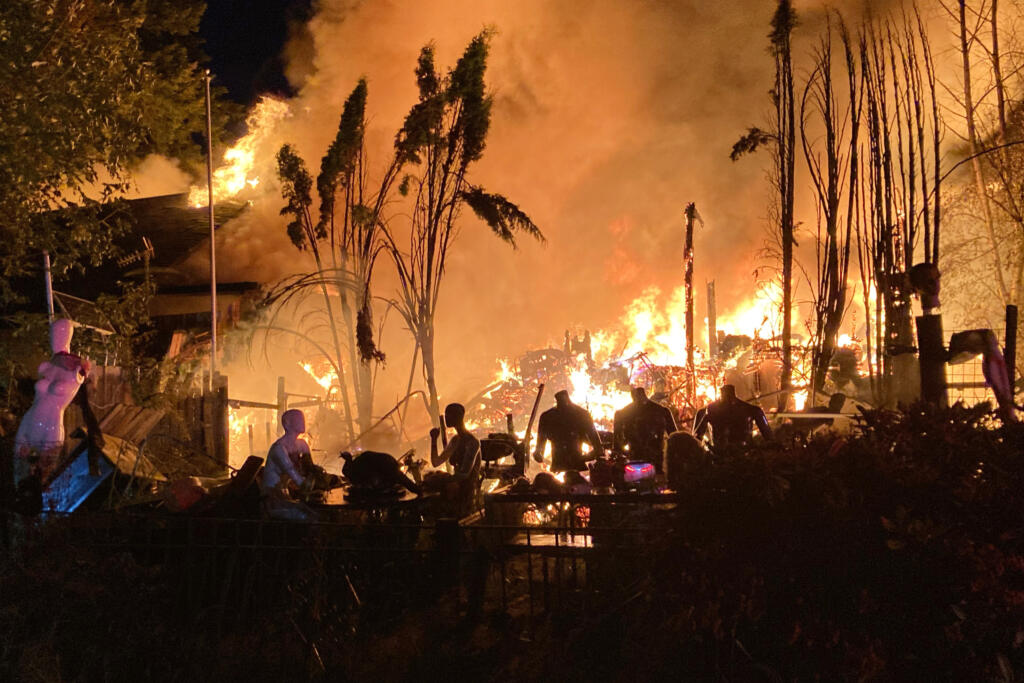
[1006,305,1018,392]
[916,314,948,409]
[212,373,229,469]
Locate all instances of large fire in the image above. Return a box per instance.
[201,95,854,459]
[468,278,854,434]
[188,97,291,208]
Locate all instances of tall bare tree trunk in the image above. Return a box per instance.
[991,0,1007,143]
[683,203,697,407]
[420,326,440,423]
[312,254,355,441]
[958,0,1010,305]
[339,287,373,433]
[780,35,796,411]
[803,23,855,395]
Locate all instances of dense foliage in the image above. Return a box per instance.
[0,0,217,303]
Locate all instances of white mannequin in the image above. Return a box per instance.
[14,319,89,486]
[262,408,311,493]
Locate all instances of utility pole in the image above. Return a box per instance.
[43,250,54,323]
[204,70,218,382]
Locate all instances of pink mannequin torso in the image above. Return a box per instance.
[14,352,87,453]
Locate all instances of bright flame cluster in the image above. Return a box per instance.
[189,97,291,208]
[300,361,340,395]
[479,277,862,431]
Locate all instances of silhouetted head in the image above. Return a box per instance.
[554,390,571,408]
[281,409,305,435]
[720,384,736,401]
[50,318,74,354]
[631,387,648,403]
[828,393,847,413]
[444,403,465,427]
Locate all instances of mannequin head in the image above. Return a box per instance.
[443,402,466,429]
[281,409,306,435]
[50,319,73,355]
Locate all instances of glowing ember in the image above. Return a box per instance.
[188,97,290,208]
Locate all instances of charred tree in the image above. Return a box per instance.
[683,203,698,407]
[940,0,1024,380]
[773,0,798,411]
[731,0,799,410]
[953,0,1010,305]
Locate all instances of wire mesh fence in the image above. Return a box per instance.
[945,327,1007,406]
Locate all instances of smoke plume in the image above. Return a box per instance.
[186,0,940,411]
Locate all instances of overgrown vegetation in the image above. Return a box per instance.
[272,30,543,434]
[0,0,226,304]
[0,0,234,416]
[3,407,1023,681]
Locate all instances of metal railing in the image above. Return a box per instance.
[5,499,676,629]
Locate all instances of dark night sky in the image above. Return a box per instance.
[200,0,310,104]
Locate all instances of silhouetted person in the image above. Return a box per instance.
[533,390,605,472]
[430,403,481,514]
[693,384,772,448]
[613,387,677,470]
[341,450,420,494]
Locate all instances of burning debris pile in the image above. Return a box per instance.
[464,282,869,436]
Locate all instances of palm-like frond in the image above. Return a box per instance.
[460,186,545,248]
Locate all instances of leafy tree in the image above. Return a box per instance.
[385,32,544,421]
[0,0,220,305]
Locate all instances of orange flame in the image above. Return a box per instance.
[476,274,848,436]
[189,97,290,208]
[299,361,339,394]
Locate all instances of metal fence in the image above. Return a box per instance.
[945,326,1011,406]
[6,499,675,630]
